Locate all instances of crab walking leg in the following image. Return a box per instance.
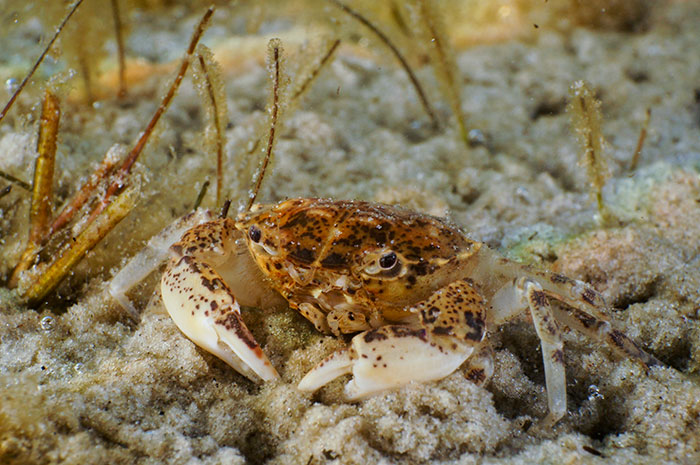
[521,266,610,321]
[530,272,661,369]
[463,342,495,386]
[162,255,279,382]
[497,261,661,369]
[548,300,662,369]
[485,252,609,321]
[524,280,567,424]
[490,278,567,423]
[299,280,487,399]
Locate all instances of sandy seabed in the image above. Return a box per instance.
[1,1,699,464]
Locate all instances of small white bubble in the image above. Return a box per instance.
[74,362,84,373]
[468,128,486,146]
[588,384,604,400]
[40,315,54,331]
[5,78,18,93]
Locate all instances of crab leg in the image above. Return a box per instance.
[161,219,279,382]
[491,277,567,423]
[504,264,660,369]
[533,270,661,368]
[463,342,495,386]
[547,298,662,369]
[298,280,487,399]
[523,280,567,425]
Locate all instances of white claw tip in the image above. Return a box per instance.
[298,348,353,392]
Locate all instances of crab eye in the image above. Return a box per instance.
[248,225,262,243]
[379,251,398,269]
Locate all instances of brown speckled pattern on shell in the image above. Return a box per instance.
[236,198,481,325]
[242,198,473,265]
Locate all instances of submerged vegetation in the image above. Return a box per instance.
[567,80,612,225]
[2,4,216,306]
[1,1,698,464]
[0,0,471,305]
[0,0,674,349]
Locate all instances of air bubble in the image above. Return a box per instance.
[588,384,604,400]
[5,78,18,93]
[40,315,54,331]
[467,129,487,147]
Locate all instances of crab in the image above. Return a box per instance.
[111,197,660,424]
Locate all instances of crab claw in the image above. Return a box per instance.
[298,325,475,399]
[299,280,490,399]
[297,347,353,392]
[162,255,279,382]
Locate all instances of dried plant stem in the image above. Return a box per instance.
[629,107,651,172]
[200,54,223,207]
[89,6,214,224]
[194,49,227,207]
[110,0,127,99]
[48,148,121,238]
[23,184,139,306]
[413,0,467,145]
[78,52,95,105]
[595,180,605,221]
[0,0,84,125]
[193,180,210,210]
[0,171,31,191]
[292,39,341,101]
[568,81,611,224]
[9,90,61,288]
[219,199,231,219]
[8,242,37,290]
[30,90,60,242]
[247,40,283,211]
[328,0,439,129]
[238,39,337,202]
